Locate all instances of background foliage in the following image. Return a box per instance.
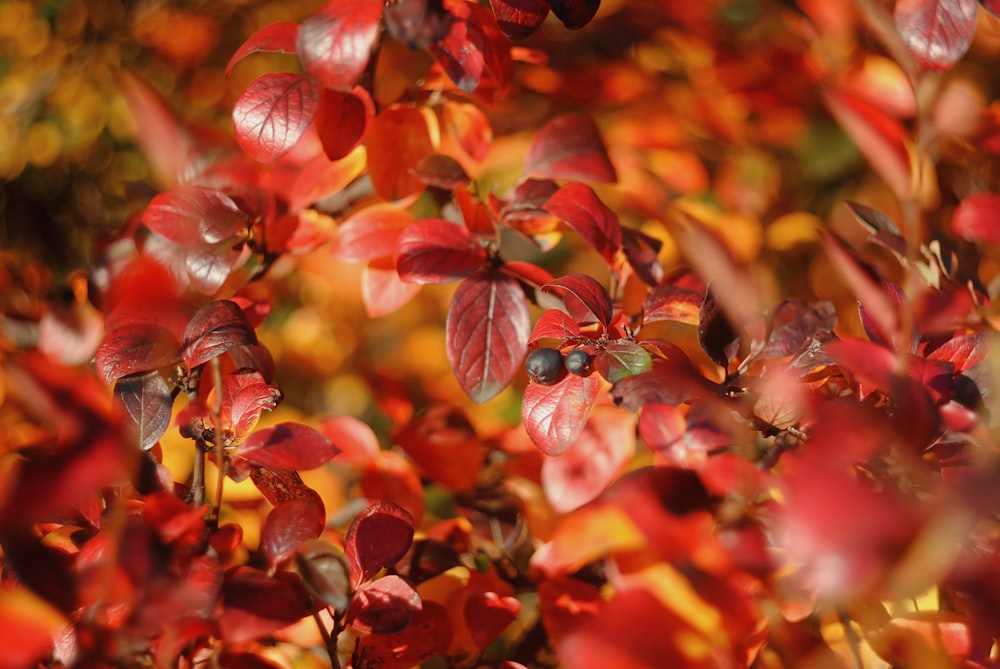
[3,0,1000,668]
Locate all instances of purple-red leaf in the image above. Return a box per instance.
[951,192,1000,244]
[758,299,837,360]
[610,345,711,411]
[182,300,257,370]
[395,219,487,284]
[522,373,602,455]
[233,73,319,163]
[621,227,664,287]
[541,274,613,327]
[344,501,415,585]
[220,567,312,643]
[895,0,977,71]
[431,5,512,97]
[446,270,531,403]
[526,114,617,183]
[295,539,351,610]
[547,0,601,29]
[261,494,326,568]
[113,371,173,451]
[143,186,249,246]
[698,288,739,369]
[543,183,622,263]
[489,0,550,38]
[238,422,340,470]
[226,22,299,76]
[297,0,384,91]
[347,575,422,634]
[96,323,180,384]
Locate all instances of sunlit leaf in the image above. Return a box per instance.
[895,0,977,71]
[530,309,582,343]
[447,270,530,403]
[362,259,424,317]
[522,373,602,455]
[331,204,413,262]
[143,186,249,246]
[233,73,319,163]
[367,106,436,200]
[297,0,384,90]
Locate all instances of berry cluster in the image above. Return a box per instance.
[524,347,594,385]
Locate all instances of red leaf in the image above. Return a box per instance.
[116,70,192,188]
[297,0,384,90]
[226,22,299,76]
[144,186,249,246]
[637,402,686,454]
[544,183,623,263]
[0,589,67,668]
[621,227,664,287]
[233,73,319,163]
[824,90,911,199]
[547,0,601,29]
[320,415,381,465]
[412,153,470,189]
[455,184,497,237]
[446,270,531,403]
[314,86,374,160]
[393,405,485,490]
[928,332,988,373]
[96,323,180,383]
[441,101,492,162]
[758,299,837,359]
[464,591,521,649]
[238,422,340,470]
[221,370,282,437]
[823,232,901,349]
[541,406,635,512]
[488,0,550,38]
[951,191,1000,243]
[522,373,602,455]
[363,259,423,317]
[529,309,582,343]
[331,204,413,262]
[366,106,436,200]
[895,0,977,71]
[344,501,415,585]
[113,371,173,451]
[983,0,1000,17]
[220,567,312,643]
[353,600,453,669]
[348,574,422,634]
[261,494,326,568]
[362,451,426,527]
[182,300,258,370]
[431,5,512,97]
[526,114,617,183]
[394,219,487,284]
[542,274,613,327]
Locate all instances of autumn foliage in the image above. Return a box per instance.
[4,0,1000,667]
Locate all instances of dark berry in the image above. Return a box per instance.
[564,348,594,376]
[525,347,566,385]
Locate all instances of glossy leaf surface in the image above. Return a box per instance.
[238,422,340,470]
[233,73,319,163]
[297,0,384,91]
[522,372,602,455]
[895,0,977,71]
[344,501,415,585]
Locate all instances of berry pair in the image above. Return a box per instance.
[524,347,594,385]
